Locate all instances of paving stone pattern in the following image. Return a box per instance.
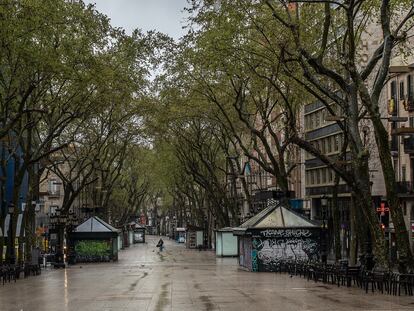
[0,236,413,311]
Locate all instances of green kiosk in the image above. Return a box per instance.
[68,216,120,263]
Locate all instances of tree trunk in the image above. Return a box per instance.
[332,173,341,262]
[349,196,358,265]
[0,237,4,264]
[370,116,413,272]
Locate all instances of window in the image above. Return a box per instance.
[310,170,315,184]
[408,75,413,99]
[394,159,398,180]
[327,137,332,153]
[391,80,398,115]
[49,205,58,215]
[48,179,60,195]
[322,168,327,184]
[316,169,321,184]
[315,112,320,127]
[402,165,406,182]
[391,80,397,100]
[400,81,405,99]
[410,117,414,128]
[320,139,325,154]
[334,135,340,151]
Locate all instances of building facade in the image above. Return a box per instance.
[386,57,414,250]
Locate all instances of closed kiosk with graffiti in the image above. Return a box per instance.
[233,204,321,272]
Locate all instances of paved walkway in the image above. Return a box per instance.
[0,236,413,311]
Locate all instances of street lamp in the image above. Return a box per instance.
[7,203,15,265]
[320,197,328,264]
[49,208,67,267]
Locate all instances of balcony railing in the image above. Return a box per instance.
[403,136,414,154]
[396,181,414,194]
[48,190,61,197]
[404,95,414,111]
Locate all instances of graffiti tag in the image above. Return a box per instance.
[260,229,312,238]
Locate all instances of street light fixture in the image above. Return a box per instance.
[49,208,67,267]
[320,197,328,264]
[7,203,16,265]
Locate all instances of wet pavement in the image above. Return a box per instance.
[0,235,413,311]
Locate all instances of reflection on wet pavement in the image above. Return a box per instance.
[0,236,413,311]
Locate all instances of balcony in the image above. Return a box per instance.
[306,184,351,196]
[396,181,414,194]
[403,95,414,111]
[403,136,414,154]
[48,190,61,197]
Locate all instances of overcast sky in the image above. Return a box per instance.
[84,0,189,40]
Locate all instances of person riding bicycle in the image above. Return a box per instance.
[156,238,164,252]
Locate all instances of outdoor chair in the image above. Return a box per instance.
[1,265,9,285]
[325,264,337,284]
[334,264,347,287]
[306,263,316,281]
[361,270,388,293]
[390,273,414,296]
[344,266,361,287]
[23,262,41,277]
[4,265,17,283]
[295,262,307,277]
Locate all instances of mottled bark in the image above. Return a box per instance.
[370,115,413,271]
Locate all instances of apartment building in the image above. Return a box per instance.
[228,116,304,221]
[386,56,414,249]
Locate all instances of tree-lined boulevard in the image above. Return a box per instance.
[1,0,414,310]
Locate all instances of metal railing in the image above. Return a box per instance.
[396,181,414,193]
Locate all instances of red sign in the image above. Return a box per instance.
[376,202,389,216]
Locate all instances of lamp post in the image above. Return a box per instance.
[321,197,328,264]
[66,211,77,265]
[50,208,67,267]
[7,203,16,265]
